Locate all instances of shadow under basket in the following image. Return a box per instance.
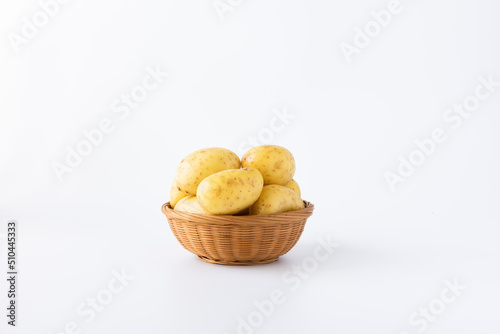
[161,201,314,265]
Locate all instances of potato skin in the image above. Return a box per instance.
[241,145,295,185]
[197,167,264,215]
[284,179,301,197]
[174,196,210,214]
[174,147,240,195]
[249,185,304,215]
[170,181,189,207]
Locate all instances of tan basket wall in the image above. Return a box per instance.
[161,201,314,265]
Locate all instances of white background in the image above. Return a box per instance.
[1,0,499,333]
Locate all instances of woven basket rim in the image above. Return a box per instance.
[161,200,314,225]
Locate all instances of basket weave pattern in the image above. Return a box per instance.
[162,201,314,265]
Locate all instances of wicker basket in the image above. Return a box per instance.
[161,201,314,265]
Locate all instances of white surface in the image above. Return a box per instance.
[1,0,499,333]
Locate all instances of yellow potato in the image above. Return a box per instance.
[197,167,263,215]
[170,181,189,207]
[174,147,240,195]
[284,179,301,196]
[234,207,250,216]
[249,185,304,215]
[241,145,295,185]
[174,196,210,214]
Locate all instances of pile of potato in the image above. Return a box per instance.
[170,145,304,215]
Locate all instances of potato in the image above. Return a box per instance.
[170,181,189,207]
[284,179,301,196]
[234,207,250,216]
[241,145,295,185]
[197,167,264,215]
[174,196,210,214]
[174,147,240,195]
[249,185,304,215]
